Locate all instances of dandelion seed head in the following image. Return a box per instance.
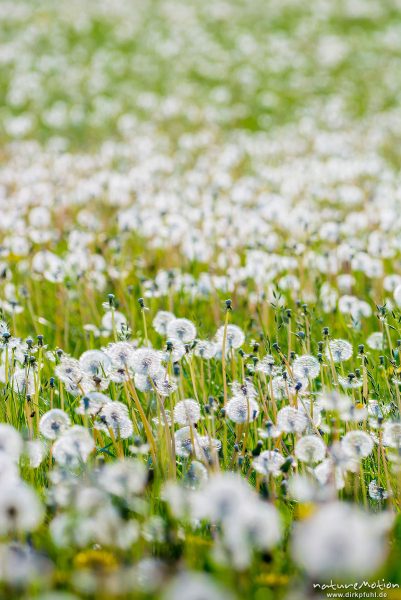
[184,461,208,490]
[164,338,186,362]
[130,348,163,376]
[394,284,401,307]
[25,440,47,469]
[52,426,94,467]
[226,396,259,424]
[366,331,383,350]
[342,430,374,459]
[166,318,196,343]
[174,399,201,425]
[104,341,136,370]
[292,355,320,380]
[94,402,132,439]
[215,324,245,350]
[319,390,351,412]
[39,409,71,440]
[55,357,83,385]
[102,310,127,333]
[79,349,112,377]
[277,406,308,434]
[76,391,112,416]
[255,354,275,375]
[326,339,353,362]
[152,311,176,335]
[369,480,389,501]
[295,435,326,463]
[0,483,43,534]
[0,424,23,462]
[174,427,195,458]
[194,340,216,359]
[252,450,285,476]
[100,460,147,497]
[382,422,401,448]
[292,503,392,578]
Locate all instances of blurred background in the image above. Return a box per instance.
[1,0,401,152]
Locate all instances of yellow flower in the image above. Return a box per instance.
[295,503,316,520]
[74,550,118,572]
[255,573,289,587]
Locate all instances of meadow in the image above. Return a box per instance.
[1,0,401,598]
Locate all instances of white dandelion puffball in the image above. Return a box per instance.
[295,435,326,463]
[152,370,178,397]
[0,483,44,534]
[194,340,216,359]
[368,479,389,501]
[26,440,47,468]
[39,409,71,440]
[255,354,275,376]
[76,392,112,416]
[288,474,322,503]
[166,318,197,343]
[231,379,257,400]
[191,472,255,522]
[0,424,23,462]
[174,426,196,458]
[319,390,351,412]
[79,349,112,377]
[164,338,186,362]
[369,480,389,501]
[132,558,167,594]
[338,375,363,390]
[52,426,95,467]
[366,332,384,350]
[100,460,147,497]
[277,406,308,434]
[94,402,133,439]
[0,541,53,587]
[292,355,320,380]
[382,422,401,448]
[221,500,282,569]
[340,402,367,422]
[291,502,393,578]
[184,461,209,490]
[342,430,374,459]
[226,396,259,423]
[394,284,401,307]
[215,324,245,350]
[153,311,176,335]
[314,458,346,491]
[174,427,220,460]
[252,450,285,476]
[104,341,136,370]
[130,348,163,376]
[0,455,19,486]
[12,368,35,395]
[326,339,353,363]
[134,373,155,393]
[384,274,401,292]
[54,357,82,385]
[174,399,201,425]
[102,310,127,333]
[272,375,308,401]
